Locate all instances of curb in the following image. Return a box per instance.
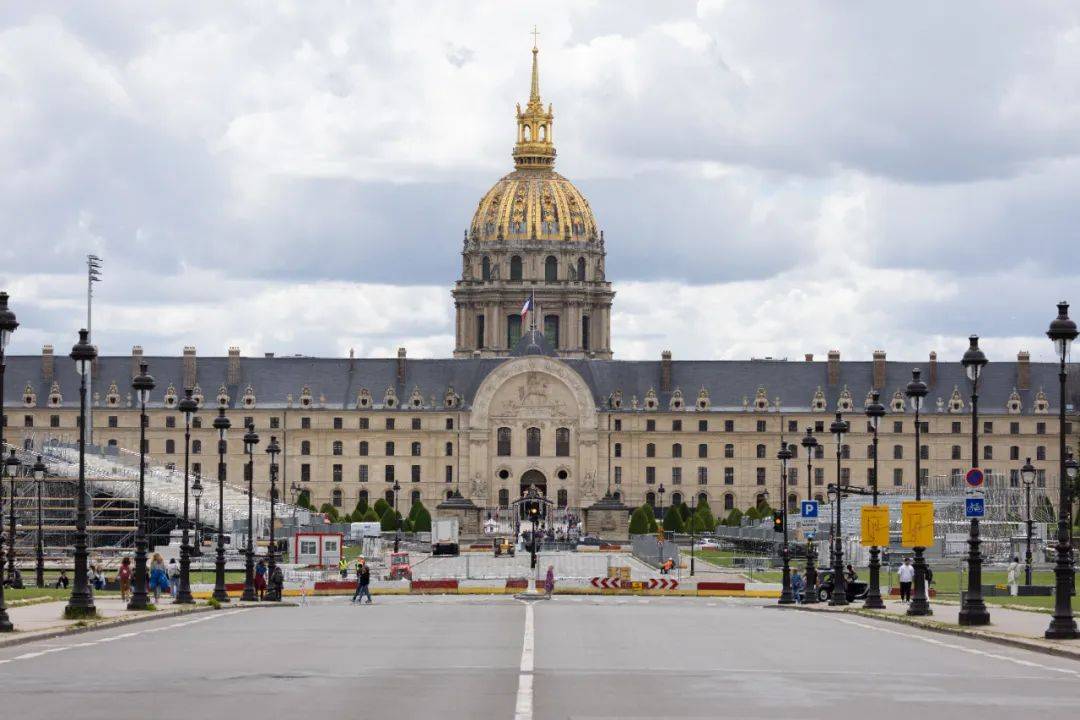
[782,604,1080,662]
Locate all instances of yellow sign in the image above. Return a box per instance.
[860,505,890,547]
[901,501,935,547]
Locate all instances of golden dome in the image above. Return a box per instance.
[469,42,599,244]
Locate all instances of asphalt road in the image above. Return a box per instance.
[2,596,1079,719]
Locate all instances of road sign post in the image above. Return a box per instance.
[800,500,819,519]
[965,497,985,518]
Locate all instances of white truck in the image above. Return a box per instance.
[349,522,382,541]
[431,518,460,556]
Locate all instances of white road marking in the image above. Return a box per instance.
[514,601,535,720]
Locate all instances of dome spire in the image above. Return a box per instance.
[513,31,555,170]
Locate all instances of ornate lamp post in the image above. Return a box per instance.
[657,482,666,566]
[264,435,280,601]
[1045,301,1079,639]
[801,427,820,604]
[1021,458,1036,587]
[863,391,887,609]
[392,479,402,552]
[66,329,97,618]
[128,362,154,609]
[33,455,46,589]
[0,292,17,631]
[959,335,990,625]
[905,368,932,617]
[5,449,19,583]
[191,476,203,557]
[777,441,794,605]
[241,424,260,602]
[174,388,198,605]
[828,412,850,606]
[211,408,231,603]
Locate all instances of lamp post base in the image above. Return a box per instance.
[907,546,933,617]
[174,541,195,605]
[240,550,257,602]
[959,518,990,626]
[828,541,848,607]
[863,545,885,610]
[1045,541,1078,639]
[778,546,795,605]
[127,535,151,611]
[212,549,230,604]
[803,542,819,605]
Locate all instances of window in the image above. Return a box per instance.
[385,441,395,456]
[646,466,656,484]
[814,421,824,433]
[789,467,798,483]
[672,420,682,432]
[814,445,824,459]
[1037,446,1046,461]
[646,420,656,432]
[841,445,850,460]
[893,421,903,433]
[788,420,798,433]
[1037,469,1046,487]
[300,440,311,456]
[613,442,622,458]
[526,427,541,456]
[497,427,512,456]
[952,421,962,434]
[557,489,568,508]
[192,440,202,454]
[411,465,421,482]
[332,441,343,456]
[166,416,176,428]
[893,445,903,460]
[510,255,523,280]
[301,417,311,429]
[359,465,369,483]
[556,427,570,456]
[671,492,683,506]
[1010,422,1020,435]
[192,418,202,429]
[24,415,33,428]
[614,419,622,431]
[482,256,491,280]
[724,467,734,485]
[815,467,824,485]
[384,465,395,482]
[840,467,850,484]
[724,493,735,511]
[614,466,622,484]
[498,488,510,507]
[411,417,421,431]
[1010,469,1020,487]
[646,443,656,458]
[476,314,486,348]
[359,418,369,430]
[983,445,993,460]
[333,464,342,482]
[582,315,590,351]
[445,465,453,483]
[166,439,176,454]
[107,415,117,428]
[1037,422,1046,435]
[867,444,876,459]
[192,462,202,477]
[698,443,708,458]
[385,418,395,430]
[270,416,280,429]
[333,417,343,430]
[951,445,961,460]
[756,467,766,485]
[50,414,60,428]
[332,489,342,508]
[724,444,734,458]
[411,442,421,457]
[699,420,708,432]
[893,468,903,486]
[646,492,656,507]
[788,445,797,458]
[545,255,558,281]
[756,420,766,432]
[577,256,586,280]
[672,467,682,484]
[1010,446,1020,461]
[507,315,522,348]
[697,467,708,485]
[983,421,993,434]
[756,444,766,459]
[445,441,453,457]
[725,420,734,432]
[301,464,311,482]
[359,441,369,456]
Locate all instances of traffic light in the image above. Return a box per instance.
[773,511,784,533]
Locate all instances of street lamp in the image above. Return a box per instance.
[6,449,19,582]
[191,476,203,558]
[211,408,231,604]
[392,479,402,552]
[240,424,260,602]
[0,291,18,631]
[863,390,887,610]
[905,368,932,617]
[657,482,666,566]
[264,435,281,601]
[828,412,850,606]
[801,427,820,604]
[128,362,154,610]
[33,455,46,589]
[689,491,697,577]
[1045,301,1079,640]
[959,335,990,626]
[777,441,794,605]
[174,387,198,605]
[1021,457,1036,587]
[65,328,97,618]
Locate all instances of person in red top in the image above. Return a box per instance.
[117,557,132,603]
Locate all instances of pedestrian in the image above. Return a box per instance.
[339,557,348,580]
[118,557,132,603]
[544,564,555,598]
[54,569,70,589]
[352,560,372,604]
[844,564,858,585]
[254,559,267,601]
[270,564,284,600]
[897,558,914,602]
[1007,556,1020,596]
[150,553,169,603]
[924,564,934,599]
[168,558,180,598]
[791,569,805,604]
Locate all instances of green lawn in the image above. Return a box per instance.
[5,587,120,603]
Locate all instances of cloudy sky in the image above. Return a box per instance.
[0,1,1077,363]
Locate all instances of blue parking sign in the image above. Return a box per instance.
[801,500,819,519]
[965,498,985,518]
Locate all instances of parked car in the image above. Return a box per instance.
[814,570,868,603]
[577,535,603,547]
[695,539,720,551]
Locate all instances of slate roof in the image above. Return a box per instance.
[3,352,1074,415]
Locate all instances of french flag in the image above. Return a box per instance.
[520,293,534,325]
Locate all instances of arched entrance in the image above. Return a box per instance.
[520,469,547,498]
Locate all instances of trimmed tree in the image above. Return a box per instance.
[412,504,433,532]
[688,512,708,533]
[320,503,340,522]
[629,505,654,535]
[380,508,402,532]
[662,505,685,533]
[353,498,369,518]
[745,506,760,521]
[361,508,381,523]
[695,503,716,532]
[676,502,692,523]
[296,489,313,510]
[723,507,743,527]
[373,498,390,518]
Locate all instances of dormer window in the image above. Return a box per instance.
[47,381,62,407]
[410,387,424,409]
[669,388,684,411]
[644,388,658,411]
[384,387,398,408]
[22,382,36,408]
[164,385,178,409]
[105,381,121,408]
[696,387,710,411]
[891,389,905,413]
[217,384,230,408]
[299,385,313,409]
[242,385,256,409]
[836,385,853,413]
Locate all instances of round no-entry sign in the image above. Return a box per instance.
[965,468,985,488]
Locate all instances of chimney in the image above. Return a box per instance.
[264,352,274,359]
[1017,350,1031,390]
[41,345,54,382]
[660,350,673,393]
[227,347,241,385]
[183,346,197,389]
[827,350,840,386]
[928,351,938,386]
[872,350,886,389]
[804,353,814,362]
[396,347,407,385]
[131,346,143,379]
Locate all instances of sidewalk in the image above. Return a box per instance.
[789,599,1080,660]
